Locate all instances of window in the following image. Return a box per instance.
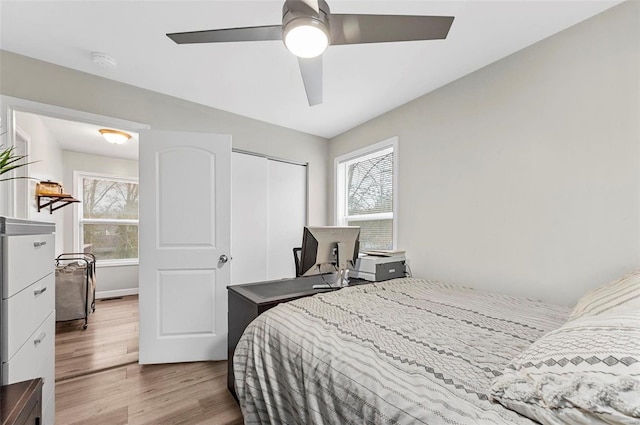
[76,172,139,264]
[335,138,397,252]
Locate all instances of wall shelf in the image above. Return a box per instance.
[37,194,80,214]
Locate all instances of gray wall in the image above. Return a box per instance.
[328,1,640,306]
[0,50,329,227]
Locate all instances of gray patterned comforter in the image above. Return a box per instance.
[234,278,569,424]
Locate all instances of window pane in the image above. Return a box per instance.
[83,224,138,260]
[347,151,393,216]
[348,219,393,251]
[83,178,139,219]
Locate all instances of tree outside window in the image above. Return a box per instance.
[78,174,139,262]
[336,139,396,252]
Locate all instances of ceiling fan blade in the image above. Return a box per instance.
[167,25,282,44]
[329,15,454,45]
[298,56,323,106]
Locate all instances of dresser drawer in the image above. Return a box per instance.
[2,273,55,361]
[3,233,55,298]
[2,312,55,404]
[35,343,55,420]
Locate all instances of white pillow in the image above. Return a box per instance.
[490,312,640,425]
[568,267,640,321]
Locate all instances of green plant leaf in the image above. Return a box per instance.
[0,176,40,182]
[0,145,40,176]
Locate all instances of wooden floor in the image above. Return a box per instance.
[56,296,140,380]
[55,295,243,425]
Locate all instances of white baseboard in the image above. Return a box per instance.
[95,288,139,299]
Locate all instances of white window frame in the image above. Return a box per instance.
[73,170,139,267]
[334,136,398,250]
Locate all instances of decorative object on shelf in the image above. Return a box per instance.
[36,180,80,214]
[99,128,131,144]
[36,180,65,196]
[0,145,38,182]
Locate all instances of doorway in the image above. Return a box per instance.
[1,96,148,381]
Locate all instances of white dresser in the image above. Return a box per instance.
[1,217,56,425]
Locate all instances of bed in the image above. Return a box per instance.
[234,278,569,424]
[234,274,640,424]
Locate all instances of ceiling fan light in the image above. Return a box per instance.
[99,128,131,145]
[284,19,329,58]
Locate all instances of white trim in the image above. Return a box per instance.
[335,137,397,164]
[334,157,345,226]
[345,212,393,222]
[334,136,399,249]
[232,148,308,167]
[15,125,31,144]
[74,170,140,184]
[95,288,139,300]
[72,170,80,255]
[0,95,149,133]
[13,125,31,219]
[83,218,139,225]
[96,260,139,268]
[391,138,399,250]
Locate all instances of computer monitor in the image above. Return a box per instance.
[300,226,360,279]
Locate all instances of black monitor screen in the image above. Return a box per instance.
[300,226,360,277]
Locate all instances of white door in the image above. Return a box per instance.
[266,160,307,280]
[230,153,307,285]
[230,152,268,285]
[138,130,231,364]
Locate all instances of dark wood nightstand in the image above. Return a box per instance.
[227,275,368,400]
[1,379,43,425]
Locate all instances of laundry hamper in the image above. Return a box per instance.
[55,253,96,329]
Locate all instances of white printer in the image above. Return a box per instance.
[352,251,407,282]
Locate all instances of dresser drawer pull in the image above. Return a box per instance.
[33,241,47,247]
[34,332,46,346]
[34,286,48,296]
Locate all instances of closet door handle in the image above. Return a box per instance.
[34,287,47,296]
[34,332,46,347]
[33,241,47,247]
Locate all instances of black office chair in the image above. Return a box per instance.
[293,247,302,277]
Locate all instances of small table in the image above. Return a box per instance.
[227,274,368,400]
[0,379,43,425]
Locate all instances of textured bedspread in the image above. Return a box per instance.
[234,278,569,424]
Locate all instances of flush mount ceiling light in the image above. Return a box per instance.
[99,129,131,145]
[283,16,329,58]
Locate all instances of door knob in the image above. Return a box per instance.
[219,254,229,264]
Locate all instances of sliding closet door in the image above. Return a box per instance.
[266,160,307,280]
[231,153,268,285]
[230,152,307,285]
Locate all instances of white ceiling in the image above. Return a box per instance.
[20,112,140,161]
[1,0,624,140]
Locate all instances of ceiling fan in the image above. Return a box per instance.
[167,0,454,106]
